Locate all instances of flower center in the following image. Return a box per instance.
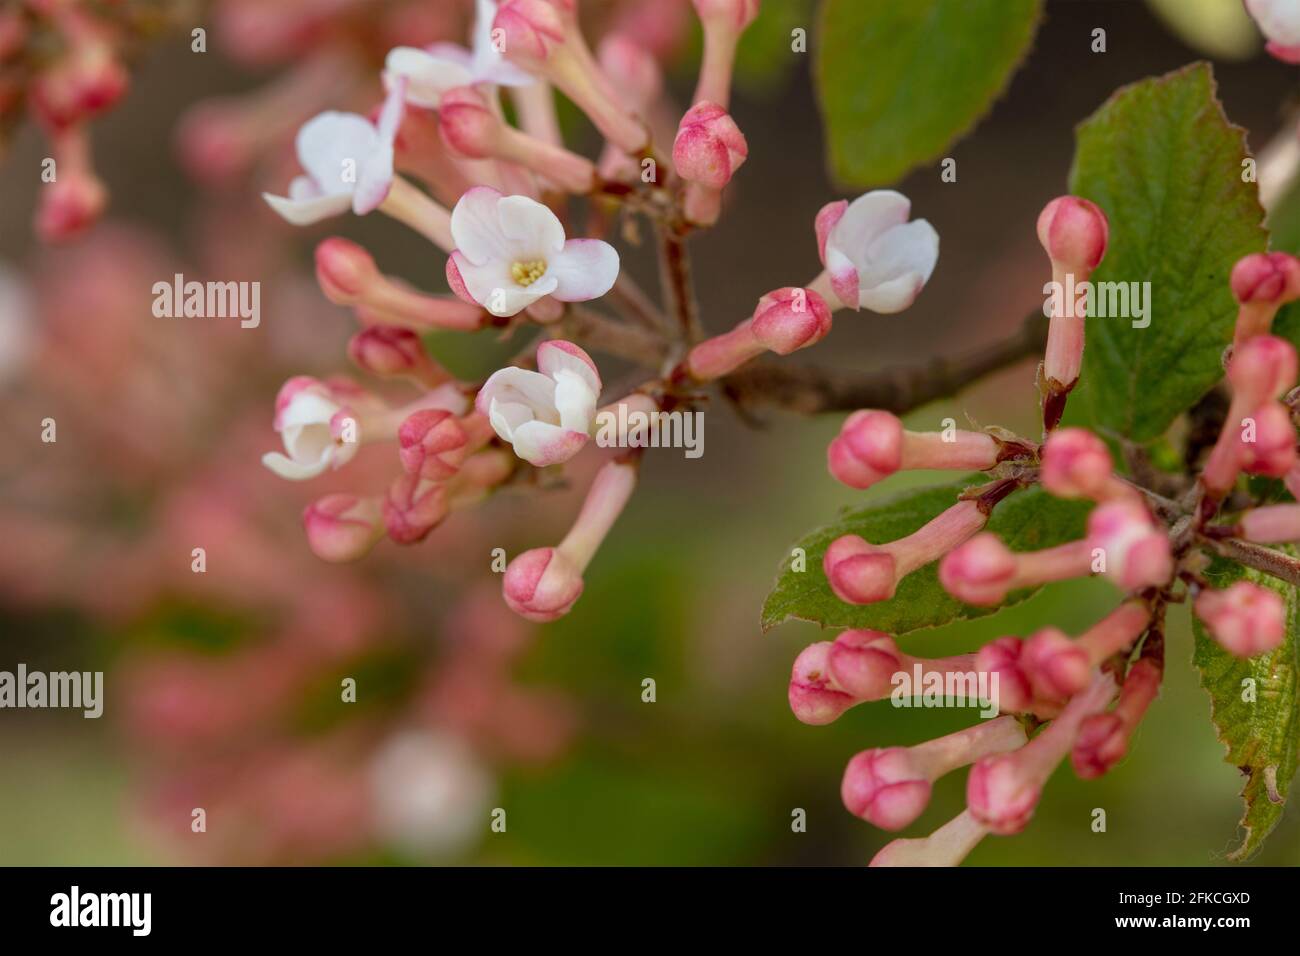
[511,259,547,287]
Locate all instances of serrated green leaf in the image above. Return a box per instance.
[1066,62,1267,441]
[761,478,1090,634]
[814,0,1041,187]
[1192,554,1300,861]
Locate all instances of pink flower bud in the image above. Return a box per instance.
[690,0,760,107]
[1231,252,1300,346]
[1086,500,1173,591]
[383,473,450,544]
[1071,658,1161,779]
[1040,427,1118,500]
[841,748,932,830]
[35,167,108,243]
[749,287,831,354]
[1037,195,1109,275]
[436,86,500,157]
[397,409,470,480]
[502,546,585,623]
[672,101,748,189]
[825,630,903,700]
[938,533,1018,605]
[974,636,1035,715]
[967,673,1116,834]
[1238,402,1297,478]
[1194,581,1286,657]
[303,494,384,563]
[824,500,987,605]
[844,717,1027,830]
[316,237,377,303]
[1021,627,1090,703]
[494,0,567,65]
[596,33,663,109]
[788,640,858,725]
[348,327,447,386]
[827,411,904,489]
[1228,334,1298,407]
[1240,503,1300,544]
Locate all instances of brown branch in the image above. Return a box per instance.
[1196,534,1300,588]
[559,306,671,367]
[657,226,703,344]
[720,310,1048,415]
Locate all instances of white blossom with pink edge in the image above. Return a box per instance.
[1246,0,1300,63]
[810,190,939,314]
[262,76,407,225]
[383,0,532,109]
[478,340,603,468]
[447,187,619,317]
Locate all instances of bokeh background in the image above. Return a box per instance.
[1,0,1298,865]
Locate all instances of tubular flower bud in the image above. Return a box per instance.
[1238,402,1298,478]
[348,327,450,386]
[1240,503,1300,543]
[974,637,1037,716]
[940,534,1093,606]
[35,128,107,243]
[494,0,649,153]
[828,411,1003,491]
[1245,0,1300,63]
[384,473,452,544]
[447,187,619,318]
[1038,196,1109,417]
[1021,628,1091,703]
[595,33,666,179]
[438,86,597,193]
[27,7,128,130]
[870,809,990,868]
[672,102,748,189]
[823,629,977,703]
[1194,581,1286,657]
[1230,252,1300,346]
[1039,427,1129,501]
[691,0,760,108]
[842,717,1027,830]
[788,640,858,725]
[1086,500,1173,591]
[303,494,385,563]
[477,340,602,467]
[1071,658,1161,779]
[263,77,409,225]
[685,288,831,379]
[824,500,988,605]
[317,238,484,330]
[810,191,939,314]
[397,409,471,480]
[1228,334,1298,407]
[503,459,638,621]
[967,673,1117,835]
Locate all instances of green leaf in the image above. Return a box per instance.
[814,0,1041,187]
[761,478,1090,634]
[1192,554,1300,861]
[1066,62,1267,441]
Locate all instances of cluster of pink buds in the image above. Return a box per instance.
[252,0,954,630]
[786,195,1300,865]
[3,0,175,241]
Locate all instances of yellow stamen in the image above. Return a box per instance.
[511,259,547,287]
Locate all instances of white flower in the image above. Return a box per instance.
[1247,0,1300,52]
[476,340,602,467]
[383,0,532,109]
[261,377,365,480]
[447,186,620,317]
[815,190,939,314]
[368,729,495,860]
[261,76,407,226]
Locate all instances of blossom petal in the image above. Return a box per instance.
[476,366,557,419]
[450,186,510,264]
[263,190,353,226]
[814,200,847,265]
[858,272,928,314]
[498,195,566,257]
[860,219,939,299]
[296,111,379,197]
[488,398,535,442]
[830,190,911,265]
[826,246,860,312]
[470,0,535,86]
[262,450,330,481]
[384,46,474,108]
[552,370,598,432]
[510,420,589,467]
[547,239,620,302]
[537,340,602,396]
